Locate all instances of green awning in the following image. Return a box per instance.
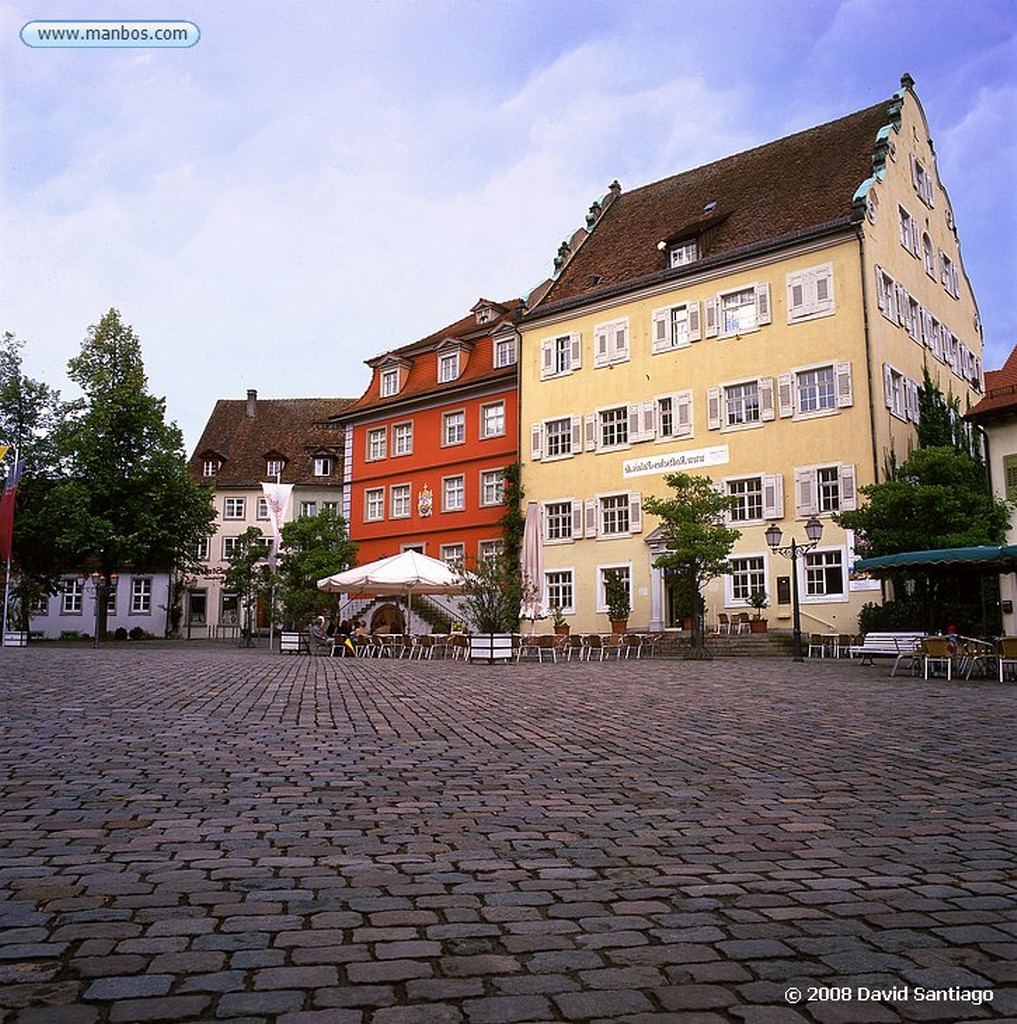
[851,545,1017,575]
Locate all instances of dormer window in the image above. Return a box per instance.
[314,456,333,476]
[202,459,219,478]
[380,367,399,397]
[266,458,284,478]
[475,306,492,325]
[669,240,698,268]
[438,349,460,383]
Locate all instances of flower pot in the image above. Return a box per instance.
[553,624,570,636]
[611,619,629,634]
[749,619,768,634]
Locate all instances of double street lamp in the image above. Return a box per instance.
[79,570,119,648]
[765,516,823,662]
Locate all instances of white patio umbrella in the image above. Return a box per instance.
[519,501,545,626]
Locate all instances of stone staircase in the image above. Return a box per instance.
[655,629,795,658]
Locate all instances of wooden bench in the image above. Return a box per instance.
[848,631,925,675]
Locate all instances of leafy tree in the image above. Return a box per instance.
[275,509,357,628]
[460,553,527,633]
[47,310,215,637]
[917,365,978,460]
[642,473,741,658]
[222,527,271,644]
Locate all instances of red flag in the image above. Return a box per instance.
[0,459,24,563]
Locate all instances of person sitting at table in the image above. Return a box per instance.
[311,616,330,649]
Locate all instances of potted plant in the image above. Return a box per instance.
[604,570,631,634]
[550,605,569,636]
[748,588,769,633]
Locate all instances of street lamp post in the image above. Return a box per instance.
[765,516,823,662]
[85,570,119,648]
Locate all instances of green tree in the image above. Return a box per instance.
[275,509,357,629]
[642,473,741,658]
[222,527,271,644]
[917,365,978,460]
[47,310,216,638]
[460,553,524,633]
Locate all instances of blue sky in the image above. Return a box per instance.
[2,0,1015,450]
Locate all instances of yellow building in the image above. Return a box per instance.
[519,76,984,636]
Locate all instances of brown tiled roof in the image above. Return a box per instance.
[189,394,355,486]
[532,99,893,312]
[339,299,522,419]
[967,345,1017,421]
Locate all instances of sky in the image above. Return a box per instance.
[2,0,1015,452]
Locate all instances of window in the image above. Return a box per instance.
[600,493,631,535]
[598,406,629,449]
[195,536,210,561]
[300,501,317,517]
[922,233,936,278]
[797,366,836,413]
[390,484,411,519]
[322,501,338,515]
[365,487,385,522]
[367,427,387,461]
[898,205,920,256]
[728,477,763,522]
[380,367,399,397]
[545,500,575,542]
[1003,454,1017,502]
[443,475,465,512]
[594,317,629,367]
[223,497,246,520]
[669,239,698,268]
[545,569,574,614]
[777,364,852,420]
[478,539,504,564]
[131,578,152,615]
[883,364,918,421]
[256,497,269,520]
[795,464,857,516]
[725,381,759,426]
[655,391,693,440]
[540,332,581,379]
[597,565,631,613]
[939,250,960,298]
[392,422,413,456]
[61,578,84,615]
[705,283,770,337]
[480,469,504,507]
[202,459,218,478]
[805,549,845,598]
[442,411,465,446]
[438,350,460,383]
[480,402,505,439]
[708,379,775,430]
[494,336,517,367]
[266,458,284,478]
[652,301,701,351]
[786,264,834,321]
[440,543,465,568]
[222,536,242,559]
[545,417,573,458]
[729,556,765,602]
[314,456,332,476]
[911,155,935,207]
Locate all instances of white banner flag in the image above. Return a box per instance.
[261,482,293,567]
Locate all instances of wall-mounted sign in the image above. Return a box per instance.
[622,444,730,480]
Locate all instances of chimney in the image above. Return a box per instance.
[246,389,257,417]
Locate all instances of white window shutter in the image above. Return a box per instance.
[676,391,693,435]
[594,326,609,367]
[651,308,669,352]
[787,273,805,318]
[911,154,921,191]
[815,265,833,313]
[707,387,722,430]
[584,499,598,538]
[875,266,887,314]
[906,380,920,422]
[778,373,794,418]
[584,412,597,452]
[641,400,656,440]
[705,296,719,338]
[895,284,908,326]
[835,362,853,408]
[614,322,628,360]
[628,403,641,442]
[629,492,642,534]
[570,416,583,453]
[530,423,543,461]
[795,467,816,517]
[570,332,582,370]
[762,473,783,519]
[759,377,775,421]
[883,364,894,409]
[839,464,857,511]
[688,301,701,341]
[571,500,584,540]
[755,283,771,325]
[540,338,554,379]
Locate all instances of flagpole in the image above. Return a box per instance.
[1,446,19,647]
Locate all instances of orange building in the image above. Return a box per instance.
[335,299,521,568]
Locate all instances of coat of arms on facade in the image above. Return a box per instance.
[417,484,433,518]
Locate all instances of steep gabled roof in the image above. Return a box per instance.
[340,299,522,419]
[189,394,355,486]
[967,346,1017,422]
[530,98,893,314]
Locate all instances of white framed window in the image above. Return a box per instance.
[939,250,960,298]
[256,497,269,520]
[598,406,629,449]
[594,317,629,367]
[300,501,317,517]
[366,427,387,461]
[596,564,631,614]
[494,336,517,368]
[708,378,774,430]
[545,569,575,614]
[392,421,413,456]
[440,543,465,568]
[585,492,642,539]
[777,364,852,420]
[480,402,505,439]
[669,239,698,268]
[786,263,834,321]
[443,475,465,512]
[222,536,242,560]
[479,469,504,507]
[202,459,218,478]
[804,549,846,599]
[728,556,766,603]
[442,410,466,446]
[61,578,84,615]
[875,266,898,322]
[195,536,210,561]
[911,154,935,207]
[725,474,782,522]
[365,487,385,522]
[380,367,400,397]
[540,332,582,379]
[544,500,580,543]
[438,349,460,383]
[266,458,284,478]
[322,501,338,515]
[223,497,246,520]
[478,539,504,564]
[600,493,631,535]
[794,464,857,517]
[921,309,944,361]
[531,416,582,461]
[883,364,918,422]
[922,232,936,278]
[705,283,771,337]
[652,301,701,351]
[314,456,332,476]
[898,205,921,257]
[130,578,152,615]
[390,484,411,519]
[656,391,693,440]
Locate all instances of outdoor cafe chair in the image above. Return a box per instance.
[410,635,435,660]
[561,634,586,661]
[602,634,625,660]
[733,612,751,634]
[920,635,952,680]
[638,633,662,659]
[808,633,826,658]
[620,633,642,659]
[997,636,1017,682]
[583,634,606,661]
[715,613,731,635]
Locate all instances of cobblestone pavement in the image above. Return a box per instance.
[0,646,1013,1024]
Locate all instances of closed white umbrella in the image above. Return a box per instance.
[519,501,545,625]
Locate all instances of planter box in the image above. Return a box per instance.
[469,633,514,663]
[3,631,29,647]
[279,631,310,654]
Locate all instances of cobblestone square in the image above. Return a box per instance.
[0,646,1013,1022]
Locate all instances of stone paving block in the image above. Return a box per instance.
[107,995,212,1021]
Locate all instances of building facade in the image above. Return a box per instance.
[518,77,984,635]
[336,299,521,572]
[187,390,351,635]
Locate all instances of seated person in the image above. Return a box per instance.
[311,616,330,648]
